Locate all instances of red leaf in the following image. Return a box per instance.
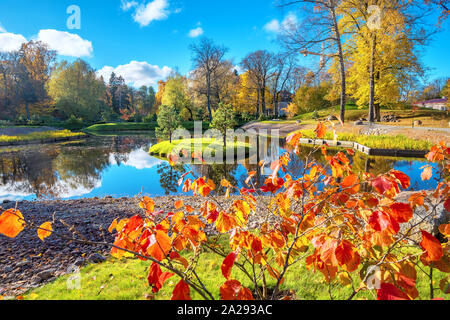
[390,170,411,189]
[220,280,254,300]
[171,279,191,300]
[444,198,450,212]
[369,211,400,234]
[147,262,174,293]
[371,176,394,195]
[389,203,413,223]
[420,231,443,262]
[377,283,411,300]
[221,252,237,279]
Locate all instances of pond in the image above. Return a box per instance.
[0,133,440,202]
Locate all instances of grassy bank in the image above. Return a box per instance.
[85,123,158,132]
[149,138,251,159]
[297,129,433,151]
[0,130,86,145]
[23,243,446,300]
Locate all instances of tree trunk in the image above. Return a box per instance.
[331,7,347,123]
[375,103,381,122]
[369,35,377,123]
[206,74,212,121]
[256,89,260,116]
[261,86,266,115]
[25,102,30,120]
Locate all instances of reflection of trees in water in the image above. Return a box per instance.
[186,163,238,195]
[0,136,153,199]
[0,148,59,198]
[157,163,186,195]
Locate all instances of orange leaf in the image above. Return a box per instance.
[216,212,237,233]
[147,230,172,261]
[420,231,443,262]
[341,174,360,194]
[139,196,155,213]
[438,224,450,237]
[0,209,25,238]
[174,200,184,210]
[108,218,118,233]
[315,122,327,139]
[37,222,52,241]
[221,252,237,280]
[171,279,191,300]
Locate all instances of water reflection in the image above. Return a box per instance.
[0,134,439,201]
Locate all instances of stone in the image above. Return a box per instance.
[88,253,106,263]
[396,192,449,243]
[36,269,54,281]
[73,257,86,267]
[354,120,364,126]
[3,266,13,273]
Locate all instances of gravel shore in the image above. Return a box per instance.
[0,195,272,297]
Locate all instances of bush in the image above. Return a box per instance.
[65,115,84,126]
[143,114,157,123]
[14,115,28,126]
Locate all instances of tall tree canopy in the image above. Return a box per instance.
[47,59,107,122]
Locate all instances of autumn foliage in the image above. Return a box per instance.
[1,123,449,300]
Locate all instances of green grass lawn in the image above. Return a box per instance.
[0,130,86,144]
[85,122,158,132]
[24,243,448,300]
[149,138,251,159]
[297,129,433,151]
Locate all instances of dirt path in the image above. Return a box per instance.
[241,121,304,137]
[241,121,449,145]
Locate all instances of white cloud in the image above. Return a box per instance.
[37,29,93,57]
[264,19,280,33]
[133,0,170,27]
[109,149,162,170]
[97,60,173,88]
[188,27,204,38]
[0,23,6,33]
[121,0,138,11]
[0,32,27,52]
[264,13,298,34]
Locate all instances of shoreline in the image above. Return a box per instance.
[0,192,447,297]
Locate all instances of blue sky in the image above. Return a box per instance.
[0,0,449,89]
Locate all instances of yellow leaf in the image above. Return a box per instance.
[338,272,352,287]
[37,222,52,241]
